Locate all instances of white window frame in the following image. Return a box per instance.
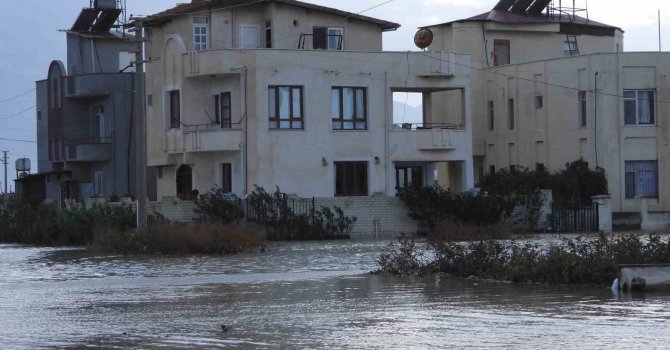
[624,89,656,126]
[564,40,577,56]
[239,24,261,49]
[327,27,344,51]
[93,106,106,140]
[193,17,209,51]
[94,171,105,197]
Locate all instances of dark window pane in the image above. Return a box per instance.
[313,27,327,50]
[624,99,636,125]
[170,90,180,128]
[221,163,232,193]
[335,162,368,196]
[625,171,636,199]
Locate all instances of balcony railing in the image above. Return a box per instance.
[51,137,113,162]
[183,122,242,153]
[298,34,343,50]
[392,122,463,131]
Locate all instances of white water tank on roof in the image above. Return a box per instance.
[15,158,30,172]
[93,0,117,9]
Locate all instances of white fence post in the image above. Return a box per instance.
[591,195,612,233]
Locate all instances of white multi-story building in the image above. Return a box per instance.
[424,0,670,224]
[143,0,474,204]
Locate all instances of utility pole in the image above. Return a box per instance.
[2,151,8,194]
[134,19,148,228]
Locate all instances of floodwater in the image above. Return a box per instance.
[1,238,670,349]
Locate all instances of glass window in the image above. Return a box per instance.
[335,162,368,197]
[220,92,232,128]
[396,167,423,195]
[564,40,578,56]
[170,90,180,129]
[192,17,209,51]
[624,90,655,126]
[579,91,587,127]
[508,98,514,130]
[268,86,303,129]
[493,40,510,66]
[535,95,543,109]
[328,27,343,50]
[625,161,658,198]
[265,20,272,48]
[488,100,494,131]
[332,87,367,130]
[221,163,232,193]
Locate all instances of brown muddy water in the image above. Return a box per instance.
[1,238,670,349]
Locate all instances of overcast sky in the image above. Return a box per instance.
[0,0,668,188]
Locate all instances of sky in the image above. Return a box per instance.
[0,0,668,188]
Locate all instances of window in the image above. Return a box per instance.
[240,25,260,48]
[536,163,546,172]
[488,101,494,131]
[221,163,232,193]
[193,17,209,51]
[493,39,510,66]
[489,165,496,174]
[335,162,368,197]
[332,87,367,130]
[508,98,515,130]
[564,40,578,56]
[268,86,303,129]
[624,90,655,126]
[313,27,343,50]
[535,95,543,109]
[625,161,658,199]
[579,91,587,127]
[147,93,153,106]
[169,90,180,129]
[37,111,41,121]
[396,166,423,194]
[94,171,105,197]
[265,20,272,48]
[93,106,105,139]
[51,79,59,109]
[214,92,232,128]
[221,92,232,128]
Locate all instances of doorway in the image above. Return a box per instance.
[176,165,193,200]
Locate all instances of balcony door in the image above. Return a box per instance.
[93,106,105,142]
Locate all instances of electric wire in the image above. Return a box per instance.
[0,106,36,121]
[0,88,36,103]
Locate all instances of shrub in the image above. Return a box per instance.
[195,186,244,224]
[248,186,357,240]
[378,233,670,286]
[400,185,516,231]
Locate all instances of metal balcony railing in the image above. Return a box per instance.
[392,122,463,131]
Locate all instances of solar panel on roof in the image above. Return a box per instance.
[92,9,122,32]
[493,0,516,11]
[71,8,100,31]
[510,0,535,13]
[527,0,553,13]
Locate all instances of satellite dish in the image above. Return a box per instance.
[414,28,434,50]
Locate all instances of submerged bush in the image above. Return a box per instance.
[195,186,244,224]
[248,186,357,240]
[91,223,266,255]
[378,233,670,286]
[0,197,135,246]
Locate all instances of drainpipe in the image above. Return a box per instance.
[232,65,248,194]
[594,71,599,168]
[384,71,390,196]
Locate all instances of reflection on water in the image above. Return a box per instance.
[1,238,670,349]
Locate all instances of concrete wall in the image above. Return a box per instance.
[66,33,136,75]
[482,52,670,213]
[146,48,474,200]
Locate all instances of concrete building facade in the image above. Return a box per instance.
[19,4,155,205]
[143,0,474,201]
[422,1,669,215]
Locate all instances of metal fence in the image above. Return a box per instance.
[245,194,316,223]
[551,203,599,233]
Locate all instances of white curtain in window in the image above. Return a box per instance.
[638,91,654,124]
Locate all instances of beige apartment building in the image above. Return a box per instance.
[141,0,474,209]
[423,0,669,215]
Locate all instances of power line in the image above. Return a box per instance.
[0,88,35,103]
[419,53,670,104]
[0,137,36,143]
[350,0,398,16]
[0,106,35,121]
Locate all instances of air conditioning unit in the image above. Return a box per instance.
[93,0,117,10]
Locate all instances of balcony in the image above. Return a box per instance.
[183,123,242,153]
[51,138,112,162]
[65,73,132,98]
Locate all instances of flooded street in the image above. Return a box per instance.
[2,239,670,349]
